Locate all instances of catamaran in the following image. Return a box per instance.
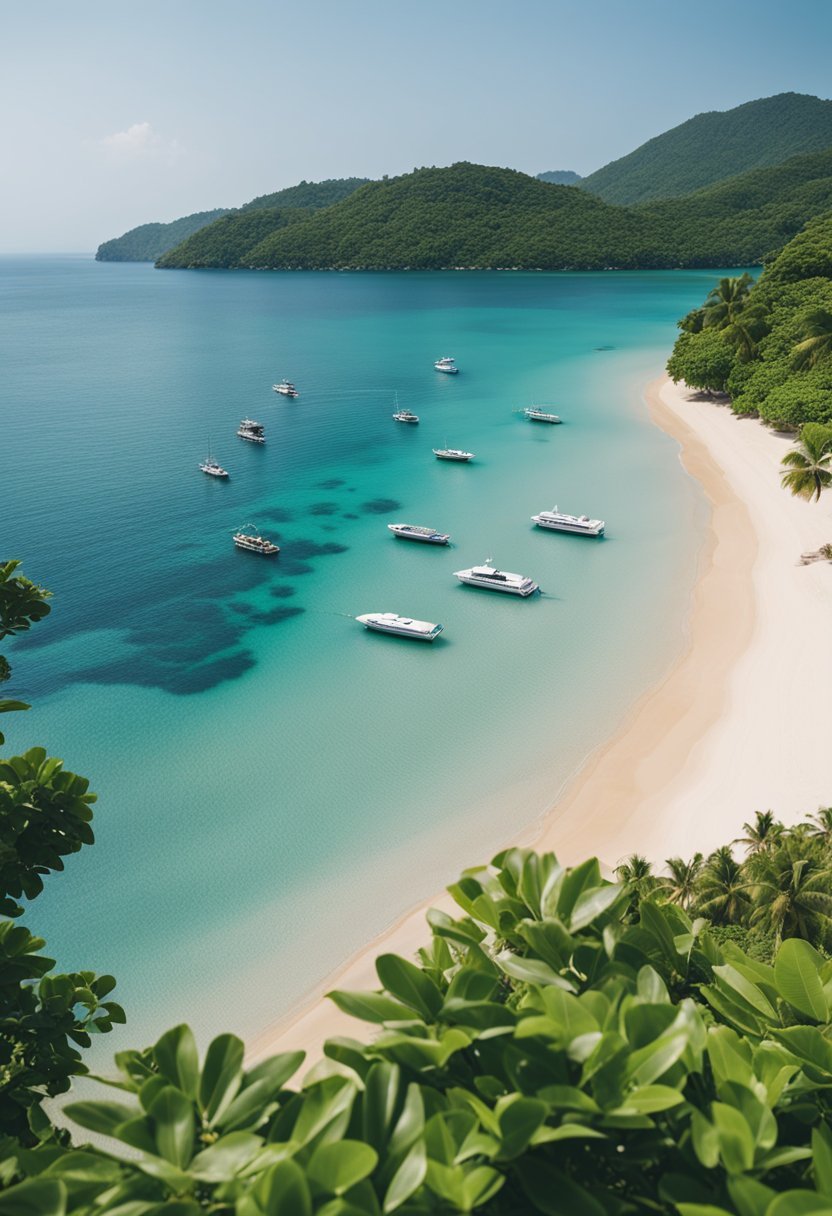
[356,613,443,641]
[453,559,538,596]
[434,356,459,374]
[233,526,279,555]
[387,523,450,545]
[531,508,605,536]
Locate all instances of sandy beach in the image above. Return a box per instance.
[249,375,832,1064]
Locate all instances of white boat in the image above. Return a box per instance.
[237,419,266,443]
[233,526,279,555]
[453,560,538,596]
[523,406,562,424]
[531,508,605,536]
[199,447,229,478]
[387,523,450,545]
[434,356,459,374]
[433,448,474,462]
[357,612,443,641]
[392,393,419,423]
[273,380,298,397]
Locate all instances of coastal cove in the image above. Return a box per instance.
[3,259,756,1049]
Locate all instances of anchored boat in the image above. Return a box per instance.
[387,523,450,545]
[453,559,538,596]
[531,508,605,536]
[357,613,443,641]
[273,380,298,397]
[237,419,266,443]
[433,447,474,462]
[523,406,562,424]
[233,526,279,555]
[434,356,459,374]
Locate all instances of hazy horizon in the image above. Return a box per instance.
[2,0,831,252]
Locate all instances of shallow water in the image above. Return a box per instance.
[1,258,728,1045]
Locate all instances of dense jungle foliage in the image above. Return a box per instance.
[95,211,229,262]
[1,566,832,1215]
[667,213,832,428]
[579,92,832,205]
[153,150,832,272]
[155,209,309,270]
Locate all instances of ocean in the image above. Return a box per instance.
[1,256,725,1047]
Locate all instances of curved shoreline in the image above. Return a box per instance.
[249,375,832,1063]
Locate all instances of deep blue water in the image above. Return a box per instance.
[1,257,726,1045]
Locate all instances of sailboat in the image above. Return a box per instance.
[392,391,419,423]
[199,441,229,478]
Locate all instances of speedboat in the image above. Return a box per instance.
[273,380,298,397]
[433,448,474,461]
[393,409,419,423]
[434,356,459,374]
[523,406,562,424]
[453,560,538,596]
[531,508,605,536]
[357,613,443,641]
[233,527,279,555]
[237,419,265,443]
[387,523,450,545]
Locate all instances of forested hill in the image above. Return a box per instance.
[155,153,832,272]
[580,92,832,205]
[96,178,369,263]
[536,170,582,185]
[95,209,228,262]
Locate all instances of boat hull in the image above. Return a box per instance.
[455,576,538,596]
[388,525,449,544]
[433,452,473,462]
[532,516,604,536]
[357,614,443,641]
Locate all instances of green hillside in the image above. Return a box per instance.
[155,207,308,269]
[95,209,228,262]
[536,169,582,185]
[97,177,369,263]
[667,210,832,428]
[581,92,832,205]
[155,152,832,272]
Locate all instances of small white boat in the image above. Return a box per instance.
[388,523,450,545]
[523,406,562,424]
[434,356,459,374]
[531,508,605,536]
[273,380,298,397]
[357,613,443,641]
[199,446,229,478]
[237,419,266,443]
[392,393,419,423]
[433,448,474,462]
[233,526,279,555]
[453,560,538,596]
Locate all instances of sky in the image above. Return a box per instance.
[2,0,832,251]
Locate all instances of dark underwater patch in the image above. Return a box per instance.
[309,501,339,516]
[317,478,345,489]
[246,605,305,625]
[288,539,348,559]
[259,507,295,523]
[361,498,401,514]
[342,513,359,520]
[269,584,297,598]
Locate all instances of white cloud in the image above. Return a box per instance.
[98,122,182,163]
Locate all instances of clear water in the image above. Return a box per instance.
[1,257,725,1046]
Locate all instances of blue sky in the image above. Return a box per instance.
[2,0,831,250]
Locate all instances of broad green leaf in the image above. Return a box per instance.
[813,1124,832,1197]
[292,1077,357,1148]
[383,1141,426,1212]
[199,1033,244,1123]
[613,1084,685,1114]
[516,1157,606,1216]
[727,1176,776,1216]
[569,883,624,932]
[495,952,574,989]
[637,966,670,1004]
[307,1140,378,1196]
[327,989,420,1024]
[362,1062,402,1152]
[64,1099,138,1137]
[541,987,599,1039]
[148,1085,195,1168]
[765,1192,832,1216]
[774,939,829,1022]
[627,1034,689,1086]
[712,1102,755,1174]
[495,1095,547,1158]
[189,1131,263,1182]
[691,1110,720,1169]
[713,965,776,1019]
[153,1025,199,1099]
[556,858,603,922]
[253,1159,312,1216]
[0,1179,65,1216]
[376,954,443,1021]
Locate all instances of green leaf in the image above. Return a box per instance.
[327,989,420,1024]
[153,1025,200,1099]
[147,1084,195,1168]
[765,1192,832,1216]
[64,1099,138,1137]
[253,1159,312,1216]
[189,1131,263,1182]
[199,1033,244,1123]
[496,1095,548,1158]
[495,952,574,989]
[627,1033,689,1087]
[362,1062,402,1153]
[712,1102,755,1174]
[727,1176,776,1216]
[0,1179,65,1216]
[307,1140,378,1196]
[569,884,624,932]
[813,1124,832,1197]
[376,954,443,1021]
[774,939,829,1022]
[383,1141,426,1213]
[517,1157,606,1216]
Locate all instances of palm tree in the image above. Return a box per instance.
[746,835,832,949]
[792,308,832,371]
[734,810,784,856]
[661,853,704,910]
[780,423,832,503]
[806,807,832,850]
[695,846,750,925]
[615,854,659,917]
[701,274,755,330]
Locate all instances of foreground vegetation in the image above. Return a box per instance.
[1,565,832,1214]
[667,213,832,430]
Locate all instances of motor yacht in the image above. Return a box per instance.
[433,448,474,461]
[531,508,605,536]
[273,380,299,397]
[453,560,538,596]
[434,356,459,374]
[233,527,279,555]
[393,408,419,423]
[387,523,450,545]
[356,613,443,641]
[237,419,266,443]
[523,406,562,424]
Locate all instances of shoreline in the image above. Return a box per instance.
[249,376,832,1063]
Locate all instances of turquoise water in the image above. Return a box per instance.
[1,258,724,1045]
